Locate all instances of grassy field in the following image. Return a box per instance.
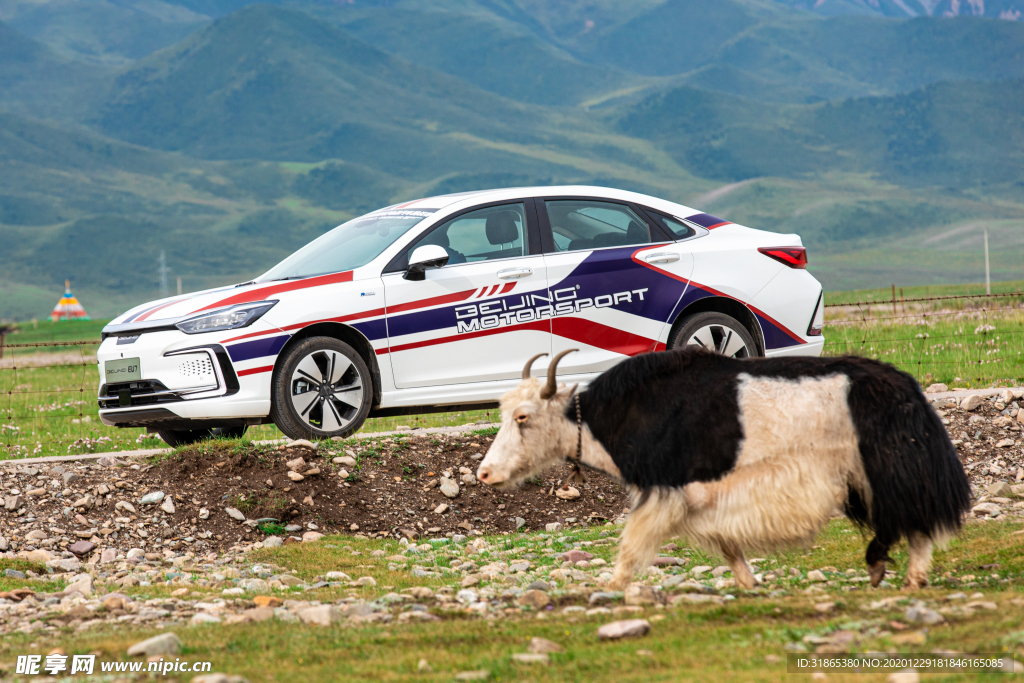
[3,279,1024,460]
[1,517,1022,681]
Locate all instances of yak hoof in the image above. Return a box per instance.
[903,576,928,590]
[868,560,887,587]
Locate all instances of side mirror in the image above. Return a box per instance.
[405,244,450,281]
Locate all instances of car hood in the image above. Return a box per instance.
[104,271,356,333]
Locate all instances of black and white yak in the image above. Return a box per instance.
[477,348,971,591]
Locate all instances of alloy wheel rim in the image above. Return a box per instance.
[289,350,363,433]
[686,324,751,358]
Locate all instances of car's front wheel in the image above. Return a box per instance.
[270,336,372,441]
[157,425,248,447]
[669,311,759,358]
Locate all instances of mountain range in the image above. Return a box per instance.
[0,0,1022,318]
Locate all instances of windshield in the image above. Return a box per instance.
[256,208,435,282]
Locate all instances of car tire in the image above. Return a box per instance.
[157,425,248,448]
[669,311,759,358]
[270,336,372,441]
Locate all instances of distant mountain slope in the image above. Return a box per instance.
[314,5,634,106]
[618,79,1024,189]
[93,5,603,167]
[0,0,210,65]
[774,0,1024,18]
[0,20,108,120]
[574,1,1024,102]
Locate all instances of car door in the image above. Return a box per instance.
[382,200,551,388]
[539,197,695,375]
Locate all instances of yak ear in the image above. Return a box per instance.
[557,383,579,401]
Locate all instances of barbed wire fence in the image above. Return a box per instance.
[2,291,1023,460]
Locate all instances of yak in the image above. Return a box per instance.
[476,348,971,591]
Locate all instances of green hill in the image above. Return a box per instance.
[618,79,1024,189]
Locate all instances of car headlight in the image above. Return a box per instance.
[175,301,277,335]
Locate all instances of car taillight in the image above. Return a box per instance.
[807,292,824,337]
[758,246,807,269]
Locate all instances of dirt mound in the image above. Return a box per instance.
[92,429,627,550]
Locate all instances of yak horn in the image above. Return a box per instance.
[540,348,578,399]
[522,353,548,380]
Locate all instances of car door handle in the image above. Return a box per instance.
[644,252,680,264]
[496,267,533,279]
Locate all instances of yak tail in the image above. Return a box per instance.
[844,360,972,547]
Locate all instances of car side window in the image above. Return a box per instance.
[545,200,655,252]
[647,210,697,240]
[406,203,527,265]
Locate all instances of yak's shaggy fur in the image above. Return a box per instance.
[478,348,971,591]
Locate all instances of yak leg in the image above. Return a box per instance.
[721,541,757,590]
[904,532,933,590]
[608,491,679,591]
[866,536,895,587]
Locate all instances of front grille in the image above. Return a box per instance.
[97,380,182,410]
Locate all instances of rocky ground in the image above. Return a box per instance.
[0,393,1022,657]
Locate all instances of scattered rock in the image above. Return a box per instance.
[333,456,356,467]
[517,590,551,609]
[624,584,664,606]
[556,486,580,500]
[63,575,94,596]
[68,540,96,556]
[598,619,650,640]
[161,497,176,514]
[225,507,246,521]
[138,491,165,505]
[434,503,449,514]
[439,477,460,498]
[263,536,283,548]
[512,653,549,664]
[298,605,342,626]
[905,605,944,625]
[962,395,985,411]
[529,637,564,654]
[302,531,324,543]
[988,482,1014,497]
[453,671,490,681]
[127,632,182,657]
[286,457,306,471]
[287,471,305,482]
[545,522,562,533]
[562,550,593,563]
[925,383,948,393]
[972,502,1002,517]
[807,570,827,582]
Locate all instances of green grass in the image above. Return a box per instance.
[1,518,1021,681]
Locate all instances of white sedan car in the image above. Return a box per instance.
[97,186,825,445]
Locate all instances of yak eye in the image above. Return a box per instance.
[514,414,529,424]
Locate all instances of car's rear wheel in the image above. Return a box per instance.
[157,425,248,447]
[270,336,372,441]
[669,311,759,358]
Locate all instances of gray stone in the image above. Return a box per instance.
[126,548,145,560]
[62,472,82,486]
[597,619,650,640]
[515,517,526,530]
[962,395,985,411]
[972,502,1001,517]
[439,477,460,499]
[512,653,549,664]
[988,482,1014,497]
[325,571,352,581]
[905,605,945,625]
[161,497,176,514]
[225,507,246,521]
[138,491,165,505]
[127,632,182,657]
[525,580,551,592]
[262,536,283,548]
[545,522,562,533]
[925,383,948,393]
[301,531,323,543]
[624,584,664,606]
[238,578,269,593]
[0,536,7,551]
[46,558,82,572]
[297,605,342,626]
[806,570,827,582]
[62,574,94,596]
[333,456,356,467]
[4,569,25,579]
[100,549,117,565]
[588,591,621,606]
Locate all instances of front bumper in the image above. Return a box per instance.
[97,329,272,428]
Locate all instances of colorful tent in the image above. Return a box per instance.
[50,280,90,321]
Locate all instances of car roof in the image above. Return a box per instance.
[382,185,700,217]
